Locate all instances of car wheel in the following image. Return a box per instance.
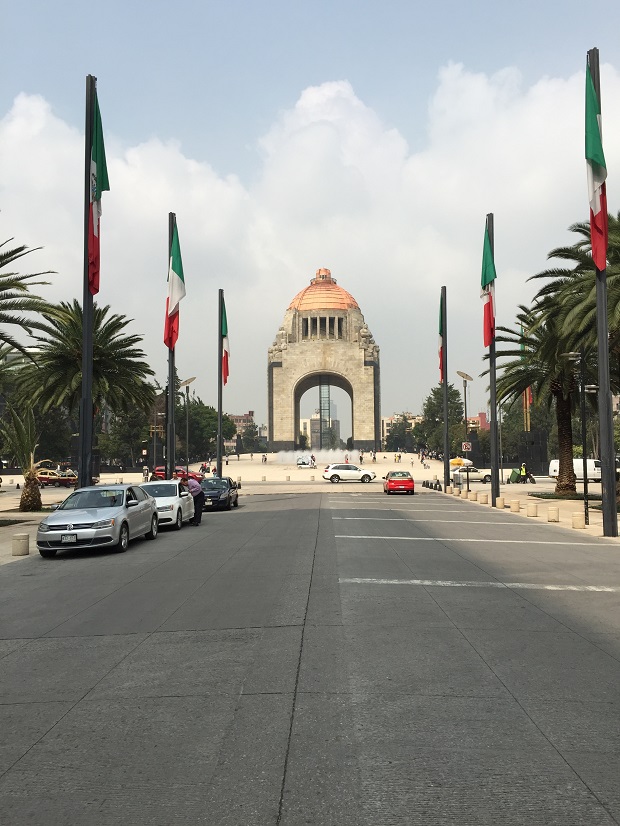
[175,509,183,530]
[483,475,491,483]
[145,515,158,540]
[330,475,340,483]
[233,497,239,508]
[408,490,414,495]
[361,475,371,483]
[115,523,129,553]
[225,498,232,511]
[38,547,57,559]
[54,481,60,487]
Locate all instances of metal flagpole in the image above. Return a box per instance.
[487,213,500,507]
[78,75,96,489]
[166,213,176,480]
[216,289,224,477]
[441,287,450,490]
[588,48,617,536]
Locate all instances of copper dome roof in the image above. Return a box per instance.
[288,268,360,312]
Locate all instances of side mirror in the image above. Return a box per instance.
[127,499,139,508]
[180,491,189,497]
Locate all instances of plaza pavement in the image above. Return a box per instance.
[0,453,616,565]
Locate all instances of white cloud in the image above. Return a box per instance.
[1,63,619,433]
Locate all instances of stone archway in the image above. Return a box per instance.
[268,268,380,451]
[294,371,354,449]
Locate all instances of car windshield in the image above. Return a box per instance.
[390,472,411,479]
[201,479,228,491]
[142,484,177,497]
[59,489,124,510]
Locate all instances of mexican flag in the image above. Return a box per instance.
[586,55,608,271]
[163,222,186,350]
[438,292,444,383]
[221,296,230,385]
[481,224,497,347]
[88,91,109,295]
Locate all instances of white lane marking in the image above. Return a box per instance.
[339,577,620,592]
[333,518,521,525]
[335,535,617,546]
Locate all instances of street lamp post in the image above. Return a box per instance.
[457,371,473,493]
[179,376,197,476]
[152,411,165,471]
[563,352,597,526]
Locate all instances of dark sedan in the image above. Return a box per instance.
[200,477,239,510]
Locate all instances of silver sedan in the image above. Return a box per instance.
[36,484,159,559]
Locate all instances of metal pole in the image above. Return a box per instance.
[166,213,176,480]
[463,378,469,493]
[441,286,450,490]
[185,385,190,477]
[152,409,156,470]
[487,213,500,507]
[78,75,95,489]
[580,350,589,526]
[216,289,224,477]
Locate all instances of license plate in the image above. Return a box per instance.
[61,534,77,543]
[205,500,212,506]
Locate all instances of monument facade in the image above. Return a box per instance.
[268,268,380,451]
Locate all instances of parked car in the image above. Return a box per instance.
[322,464,376,483]
[36,484,159,558]
[296,456,315,467]
[383,471,415,495]
[37,469,76,488]
[153,465,203,482]
[140,480,194,529]
[200,476,239,510]
[451,466,492,485]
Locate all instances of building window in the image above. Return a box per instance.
[302,318,309,339]
[338,317,343,339]
[319,317,326,338]
[311,317,318,337]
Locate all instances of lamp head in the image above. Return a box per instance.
[456,370,473,382]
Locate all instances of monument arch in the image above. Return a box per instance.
[268,268,380,451]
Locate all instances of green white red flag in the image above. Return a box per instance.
[438,292,444,383]
[585,52,608,271]
[221,297,230,385]
[88,91,109,295]
[481,223,496,347]
[163,222,186,350]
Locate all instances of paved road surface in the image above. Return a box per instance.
[1,487,620,824]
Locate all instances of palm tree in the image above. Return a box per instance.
[15,300,156,416]
[0,239,56,354]
[494,305,578,494]
[0,406,42,511]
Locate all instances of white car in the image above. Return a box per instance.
[322,463,376,483]
[451,466,492,484]
[140,480,195,529]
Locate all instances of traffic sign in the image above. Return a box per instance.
[462,441,472,452]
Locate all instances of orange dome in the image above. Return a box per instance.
[288,268,359,312]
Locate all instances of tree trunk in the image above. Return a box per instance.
[19,473,42,511]
[555,392,576,494]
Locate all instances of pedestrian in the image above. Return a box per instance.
[187,476,205,525]
[310,454,316,468]
[520,462,528,483]
[250,453,254,461]
[225,454,229,466]
[142,465,149,483]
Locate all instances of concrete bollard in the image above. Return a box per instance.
[478,492,488,505]
[572,511,585,529]
[496,496,505,509]
[548,506,559,522]
[310,475,315,481]
[454,488,461,496]
[510,499,520,513]
[286,475,290,481]
[262,476,266,482]
[237,477,241,483]
[433,475,437,481]
[12,533,29,556]
[469,491,478,502]
[446,485,452,494]
[526,502,538,518]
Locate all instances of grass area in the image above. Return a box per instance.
[0,518,30,526]
[529,491,602,501]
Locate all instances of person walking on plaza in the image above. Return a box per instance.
[520,462,528,483]
[187,476,205,525]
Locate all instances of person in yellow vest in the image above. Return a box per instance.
[520,462,528,483]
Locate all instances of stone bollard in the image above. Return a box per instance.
[433,475,437,481]
[12,533,29,556]
[310,475,315,481]
[548,506,559,522]
[510,499,520,513]
[453,488,461,496]
[496,496,505,509]
[286,475,290,482]
[478,492,488,505]
[572,511,585,529]
[526,502,538,518]
[469,491,478,502]
[446,485,452,495]
[262,476,266,482]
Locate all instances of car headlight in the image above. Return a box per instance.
[92,518,115,529]
[157,505,174,512]
[38,522,50,532]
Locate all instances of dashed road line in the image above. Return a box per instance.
[335,535,616,546]
[339,577,620,592]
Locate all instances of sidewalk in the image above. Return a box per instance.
[0,455,617,565]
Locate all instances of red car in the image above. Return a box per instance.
[383,471,415,495]
[153,466,203,482]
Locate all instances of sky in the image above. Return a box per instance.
[2,0,620,439]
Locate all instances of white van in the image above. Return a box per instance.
[548,459,601,482]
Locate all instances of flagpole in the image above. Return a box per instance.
[441,286,450,490]
[78,75,96,490]
[166,212,176,480]
[486,213,500,506]
[588,48,617,536]
[216,288,224,477]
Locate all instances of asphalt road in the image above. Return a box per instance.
[1,487,620,824]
